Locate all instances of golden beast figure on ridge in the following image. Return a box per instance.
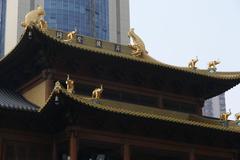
[21,5,48,31]
[128,28,148,57]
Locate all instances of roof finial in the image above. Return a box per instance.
[208,60,220,72]
[188,56,198,70]
[128,28,148,57]
[235,113,240,126]
[54,81,62,93]
[66,74,74,94]
[63,28,77,42]
[21,5,47,31]
[92,84,104,99]
[220,109,231,121]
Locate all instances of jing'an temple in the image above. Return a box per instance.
[1,6,240,160]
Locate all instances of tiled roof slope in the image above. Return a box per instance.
[41,82,240,133]
[1,27,240,82]
[39,28,240,80]
[0,89,39,112]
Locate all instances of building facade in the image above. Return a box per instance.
[4,0,129,55]
[202,93,226,118]
[0,25,240,160]
[0,0,6,57]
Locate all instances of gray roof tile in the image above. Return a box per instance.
[0,89,39,112]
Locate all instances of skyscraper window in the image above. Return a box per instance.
[45,0,109,40]
[0,0,6,57]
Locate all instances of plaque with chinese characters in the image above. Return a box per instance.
[96,40,103,48]
[56,31,63,39]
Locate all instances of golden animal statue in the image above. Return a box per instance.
[21,5,47,31]
[220,109,231,121]
[39,18,48,31]
[128,28,148,57]
[63,28,77,42]
[208,60,220,70]
[235,113,240,121]
[188,57,198,69]
[92,85,103,99]
[66,75,74,93]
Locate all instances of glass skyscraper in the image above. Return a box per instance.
[0,0,6,57]
[4,0,129,55]
[45,0,109,40]
[202,93,226,118]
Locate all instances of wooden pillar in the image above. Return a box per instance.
[189,150,195,160]
[233,151,239,160]
[123,144,130,160]
[197,100,204,115]
[52,139,57,160]
[69,132,77,160]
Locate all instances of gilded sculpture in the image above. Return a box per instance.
[235,113,240,126]
[54,81,62,93]
[128,28,148,57]
[39,18,48,31]
[235,113,240,120]
[66,75,74,94]
[188,57,198,69]
[208,60,220,71]
[220,109,231,121]
[63,28,77,42]
[92,85,103,99]
[21,5,48,31]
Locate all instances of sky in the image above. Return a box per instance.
[129,0,240,119]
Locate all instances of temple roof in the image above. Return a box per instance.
[2,27,240,80]
[0,89,38,112]
[0,27,240,99]
[40,82,240,133]
[0,80,239,133]
[33,28,240,80]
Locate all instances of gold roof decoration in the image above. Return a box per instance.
[21,5,48,31]
[220,109,231,121]
[235,113,240,126]
[208,60,220,72]
[235,113,240,121]
[128,28,148,57]
[54,81,62,93]
[63,28,77,42]
[188,57,198,70]
[52,80,74,95]
[66,74,75,94]
[92,84,103,99]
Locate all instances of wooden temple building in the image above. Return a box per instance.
[1,13,240,160]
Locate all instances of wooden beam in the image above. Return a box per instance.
[0,128,51,144]
[70,132,77,160]
[67,127,235,159]
[123,144,130,160]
